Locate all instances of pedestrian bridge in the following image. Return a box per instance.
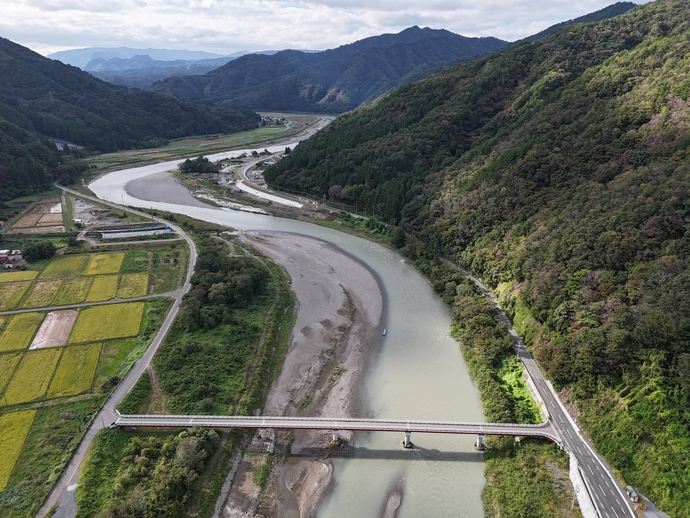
[114,414,561,450]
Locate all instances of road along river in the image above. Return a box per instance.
[90,156,486,516]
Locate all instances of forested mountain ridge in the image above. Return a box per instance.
[0,36,260,200]
[149,27,508,113]
[265,0,690,514]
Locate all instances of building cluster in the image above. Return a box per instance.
[0,249,23,269]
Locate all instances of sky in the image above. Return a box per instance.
[2,0,650,57]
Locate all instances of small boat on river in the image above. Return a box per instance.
[382,328,387,336]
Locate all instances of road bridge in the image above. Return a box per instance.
[114,413,561,450]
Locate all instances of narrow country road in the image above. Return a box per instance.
[35,186,198,518]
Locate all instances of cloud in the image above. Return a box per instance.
[1,0,649,56]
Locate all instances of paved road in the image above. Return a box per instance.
[454,265,636,518]
[114,414,562,443]
[35,186,198,518]
[0,289,183,317]
[236,159,304,208]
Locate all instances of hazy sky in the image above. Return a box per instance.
[4,0,649,56]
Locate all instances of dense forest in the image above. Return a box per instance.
[265,0,690,514]
[0,36,260,200]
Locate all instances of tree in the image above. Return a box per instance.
[23,240,56,261]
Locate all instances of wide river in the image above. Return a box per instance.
[90,145,486,516]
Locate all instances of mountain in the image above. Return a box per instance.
[48,47,234,69]
[522,1,637,42]
[149,27,508,113]
[264,1,690,514]
[0,37,260,200]
[84,55,237,89]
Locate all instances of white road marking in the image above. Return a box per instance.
[588,465,594,475]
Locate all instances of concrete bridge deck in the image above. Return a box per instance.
[114,413,561,444]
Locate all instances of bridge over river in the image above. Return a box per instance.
[114,413,561,449]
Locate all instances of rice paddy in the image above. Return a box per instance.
[0,282,31,310]
[69,302,144,343]
[40,255,88,279]
[0,353,22,394]
[3,348,62,405]
[47,343,101,397]
[0,271,38,283]
[83,253,125,276]
[53,277,93,305]
[116,273,149,298]
[85,275,118,302]
[20,279,63,308]
[0,313,45,352]
[0,410,36,491]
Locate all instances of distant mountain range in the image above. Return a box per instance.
[47,47,313,89]
[147,3,637,113]
[149,26,508,113]
[82,55,239,90]
[48,47,241,69]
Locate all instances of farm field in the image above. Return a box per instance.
[47,344,101,397]
[30,310,78,349]
[0,353,21,393]
[116,273,149,298]
[0,313,45,352]
[83,253,125,276]
[3,349,62,405]
[40,255,88,279]
[85,275,118,302]
[69,302,144,343]
[0,282,31,310]
[20,279,62,308]
[0,410,36,491]
[53,277,92,305]
[0,271,37,283]
[0,398,101,518]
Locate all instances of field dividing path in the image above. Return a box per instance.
[35,185,198,518]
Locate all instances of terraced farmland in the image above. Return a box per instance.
[0,313,45,352]
[47,344,101,397]
[0,271,37,283]
[85,275,118,302]
[69,302,144,343]
[0,353,21,393]
[40,255,88,279]
[116,273,149,298]
[20,279,62,308]
[0,282,31,310]
[3,349,62,405]
[83,253,125,276]
[53,277,92,305]
[0,410,36,491]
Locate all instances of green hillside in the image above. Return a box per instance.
[266,0,690,514]
[0,36,260,200]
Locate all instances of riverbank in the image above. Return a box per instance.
[213,231,383,516]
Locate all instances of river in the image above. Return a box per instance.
[89,150,486,516]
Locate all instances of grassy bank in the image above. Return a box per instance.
[79,232,296,516]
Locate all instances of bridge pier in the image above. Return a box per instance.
[402,431,413,449]
[474,434,487,451]
[330,430,341,446]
